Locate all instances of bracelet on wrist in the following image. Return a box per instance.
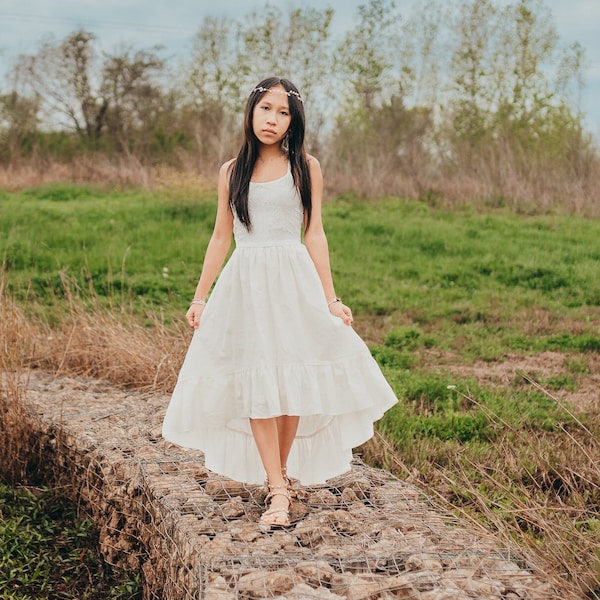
[327,297,341,307]
[191,299,206,306]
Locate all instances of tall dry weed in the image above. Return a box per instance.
[361,382,600,599]
[0,156,154,191]
[37,278,189,391]
[0,275,40,482]
[1,271,191,394]
[0,270,191,482]
[2,146,598,217]
[322,134,600,217]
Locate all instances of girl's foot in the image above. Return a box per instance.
[260,484,291,527]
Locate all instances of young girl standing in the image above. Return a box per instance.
[162,77,398,527]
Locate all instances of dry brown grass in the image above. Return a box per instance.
[152,164,212,197]
[324,157,600,218]
[0,289,35,482]
[2,148,598,218]
[0,274,189,485]
[0,154,217,194]
[0,155,156,191]
[37,301,187,393]
[322,135,600,218]
[361,381,600,599]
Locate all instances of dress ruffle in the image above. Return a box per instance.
[163,351,395,484]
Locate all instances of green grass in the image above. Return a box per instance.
[376,367,571,450]
[326,196,598,357]
[2,184,598,319]
[1,184,217,309]
[0,482,140,599]
[2,182,597,447]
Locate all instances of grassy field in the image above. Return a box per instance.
[0,483,140,599]
[1,182,599,597]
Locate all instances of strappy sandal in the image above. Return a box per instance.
[264,468,298,498]
[260,484,291,527]
[281,466,297,498]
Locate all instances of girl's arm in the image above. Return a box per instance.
[186,160,234,329]
[303,156,353,326]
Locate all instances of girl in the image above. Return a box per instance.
[162,77,398,527]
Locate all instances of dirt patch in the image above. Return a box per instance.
[424,350,599,413]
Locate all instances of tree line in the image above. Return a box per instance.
[1,0,597,213]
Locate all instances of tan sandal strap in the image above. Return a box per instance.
[266,483,290,499]
[262,507,288,517]
[265,490,290,502]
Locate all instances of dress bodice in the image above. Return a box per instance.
[233,169,304,247]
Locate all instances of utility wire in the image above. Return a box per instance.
[0,12,198,35]
[1,11,599,68]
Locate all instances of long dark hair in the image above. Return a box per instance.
[228,77,312,231]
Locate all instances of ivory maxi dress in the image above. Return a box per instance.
[162,167,398,485]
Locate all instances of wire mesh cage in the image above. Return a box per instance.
[3,371,568,600]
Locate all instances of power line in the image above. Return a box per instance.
[1,11,599,68]
[0,11,198,35]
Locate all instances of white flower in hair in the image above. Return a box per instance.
[251,86,303,103]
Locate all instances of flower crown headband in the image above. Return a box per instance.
[251,86,303,103]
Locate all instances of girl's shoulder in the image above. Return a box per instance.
[220,158,236,175]
[306,153,320,166]
[217,159,237,194]
[219,158,236,185]
[306,153,322,177]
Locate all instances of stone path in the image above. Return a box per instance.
[12,370,574,599]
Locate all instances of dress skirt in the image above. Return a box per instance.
[162,241,398,485]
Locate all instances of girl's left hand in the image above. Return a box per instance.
[186,304,205,329]
[329,301,353,325]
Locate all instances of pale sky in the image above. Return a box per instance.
[1,0,599,139]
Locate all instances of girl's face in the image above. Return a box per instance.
[252,85,292,147]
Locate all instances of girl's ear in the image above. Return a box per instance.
[281,133,289,154]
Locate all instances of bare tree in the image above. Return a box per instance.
[178,16,247,167]
[14,30,107,141]
[11,29,167,159]
[335,0,401,111]
[241,5,334,105]
[101,46,165,156]
[186,16,247,114]
[448,0,499,142]
[398,0,447,108]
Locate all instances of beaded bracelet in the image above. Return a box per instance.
[327,297,341,306]
[191,299,206,306]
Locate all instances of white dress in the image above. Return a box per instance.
[162,167,398,485]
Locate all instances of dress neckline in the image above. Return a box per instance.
[250,163,290,185]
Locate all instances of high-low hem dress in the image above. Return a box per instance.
[162,167,398,485]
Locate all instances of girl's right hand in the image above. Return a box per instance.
[329,301,353,326]
[186,304,205,329]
